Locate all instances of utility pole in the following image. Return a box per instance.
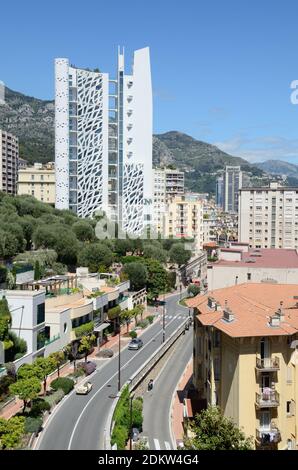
[118,321,121,392]
[162,291,166,343]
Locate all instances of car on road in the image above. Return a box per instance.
[128,338,143,350]
[75,381,93,395]
[78,360,97,375]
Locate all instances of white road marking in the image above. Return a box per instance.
[67,313,184,450]
[165,441,171,450]
[154,438,161,450]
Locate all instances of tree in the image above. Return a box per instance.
[49,351,65,377]
[120,309,133,333]
[0,229,19,258]
[114,239,135,257]
[53,230,79,266]
[9,378,41,412]
[32,357,56,396]
[0,416,26,449]
[78,243,114,272]
[78,334,96,362]
[17,363,36,380]
[169,243,191,267]
[72,220,94,242]
[34,260,42,281]
[64,341,79,371]
[142,258,168,300]
[143,244,167,263]
[187,284,201,297]
[184,406,253,450]
[123,262,148,291]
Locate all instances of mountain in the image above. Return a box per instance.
[154,131,263,193]
[0,87,263,193]
[255,160,298,178]
[0,87,55,164]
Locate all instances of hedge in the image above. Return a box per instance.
[51,377,74,395]
[30,398,51,417]
[74,321,94,338]
[44,389,65,408]
[24,416,43,434]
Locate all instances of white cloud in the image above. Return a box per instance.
[213,135,298,164]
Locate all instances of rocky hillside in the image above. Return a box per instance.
[255,159,298,178]
[0,87,264,193]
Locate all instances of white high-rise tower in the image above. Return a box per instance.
[55,47,153,235]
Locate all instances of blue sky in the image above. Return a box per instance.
[1,0,298,164]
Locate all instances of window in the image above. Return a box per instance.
[37,302,45,324]
[247,273,251,281]
[287,366,292,383]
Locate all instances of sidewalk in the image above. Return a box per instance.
[0,308,158,420]
[171,359,193,445]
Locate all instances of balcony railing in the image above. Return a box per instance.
[256,426,281,446]
[255,389,280,408]
[256,356,280,371]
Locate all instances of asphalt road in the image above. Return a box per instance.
[36,293,191,450]
[142,326,193,450]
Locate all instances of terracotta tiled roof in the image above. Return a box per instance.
[188,283,298,338]
[214,248,298,268]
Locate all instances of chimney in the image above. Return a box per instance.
[277,301,285,322]
[269,313,280,328]
[223,301,234,322]
[207,296,216,310]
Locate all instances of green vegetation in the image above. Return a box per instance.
[74,321,94,339]
[49,351,66,378]
[184,406,253,450]
[9,378,41,412]
[122,262,148,291]
[78,334,96,362]
[129,330,137,339]
[169,243,191,266]
[0,415,26,449]
[187,284,201,297]
[78,243,114,272]
[111,386,143,450]
[50,377,74,395]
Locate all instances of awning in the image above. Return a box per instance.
[94,322,110,333]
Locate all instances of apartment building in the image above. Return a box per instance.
[215,176,224,208]
[164,193,203,253]
[223,166,243,213]
[18,162,55,203]
[188,283,298,450]
[239,182,298,249]
[152,168,184,233]
[55,47,152,235]
[207,245,298,290]
[0,130,19,195]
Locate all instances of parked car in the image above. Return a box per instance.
[128,338,143,350]
[75,381,93,395]
[78,360,97,375]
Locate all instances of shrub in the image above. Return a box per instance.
[24,416,43,434]
[129,330,137,339]
[14,352,26,360]
[71,368,85,378]
[30,398,51,417]
[51,377,74,395]
[132,397,143,430]
[44,389,64,408]
[0,375,14,399]
[138,320,149,329]
[74,321,94,339]
[111,424,128,450]
[147,315,154,324]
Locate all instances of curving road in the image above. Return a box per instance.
[142,327,193,450]
[36,293,190,450]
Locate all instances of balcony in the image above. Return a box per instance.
[256,426,281,446]
[256,356,280,372]
[255,389,279,408]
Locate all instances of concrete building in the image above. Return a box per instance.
[0,130,19,195]
[164,193,203,253]
[223,166,242,213]
[215,176,224,208]
[1,290,46,359]
[189,283,298,450]
[153,168,184,233]
[239,182,298,249]
[55,47,152,235]
[207,244,298,291]
[18,162,55,204]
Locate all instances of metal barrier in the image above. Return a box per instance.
[104,318,189,449]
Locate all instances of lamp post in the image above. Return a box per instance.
[118,321,121,392]
[129,393,135,450]
[162,292,166,343]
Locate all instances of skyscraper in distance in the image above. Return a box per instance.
[55,47,152,235]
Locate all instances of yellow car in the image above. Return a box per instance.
[75,381,93,395]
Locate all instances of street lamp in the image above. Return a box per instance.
[162,292,166,343]
[129,393,135,450]
[118,321,121,392]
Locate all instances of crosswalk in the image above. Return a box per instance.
[153,438,172,450]
[157,314,186,320]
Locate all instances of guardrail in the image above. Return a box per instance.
[104,318,189,449]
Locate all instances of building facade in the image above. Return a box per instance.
[18,162,55,203]
[164,193,203,253]
[189,283,298,450]
[239,182,298,249]
[153,168,184,233]
[223,166,242,213]
[55,47,152,235]
[0,130,19,195]
[216,176,224,208]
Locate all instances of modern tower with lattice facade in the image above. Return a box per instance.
[55,47,153,235]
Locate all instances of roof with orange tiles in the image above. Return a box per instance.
[215,248,298,269]
[186,283,298,338]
